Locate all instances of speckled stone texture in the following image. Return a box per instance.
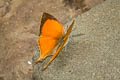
[32,0,120,80]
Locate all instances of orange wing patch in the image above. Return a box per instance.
[37,36,59,61]
[41,19,65,39]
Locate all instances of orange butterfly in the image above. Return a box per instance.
[34,12,74,70]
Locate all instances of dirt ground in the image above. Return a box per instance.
[0,0,105,80]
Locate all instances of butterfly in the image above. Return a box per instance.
[34,12,74,70]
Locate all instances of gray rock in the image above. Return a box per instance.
[32,0,120,80]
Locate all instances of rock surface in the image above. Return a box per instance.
[33,0,120,80]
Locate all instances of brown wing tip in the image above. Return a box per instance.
[39,12,58,36]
